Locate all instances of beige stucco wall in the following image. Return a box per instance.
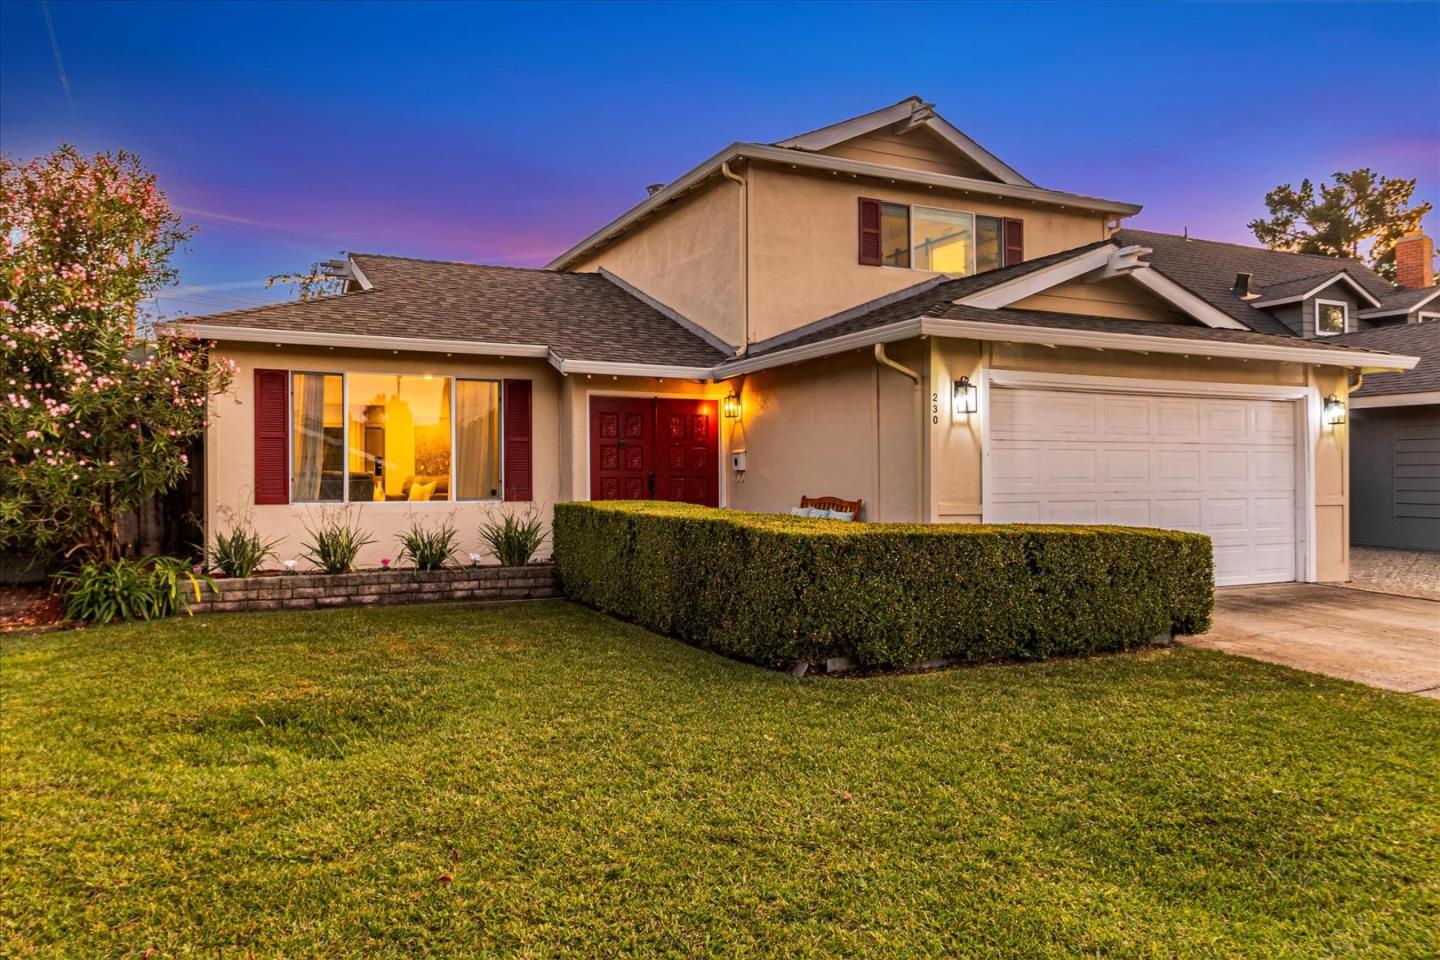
[205,345,562,571]
[570,178,744,348]
[745,164,1114,343]
[1010,276,1181,322]
[727,342,927,522]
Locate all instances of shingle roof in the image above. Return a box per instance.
[180,254,728,367]
[1332,322,1440,398]
[744,240,1115,357]
[923,304,1407,357]
[1250,270,1378,304]
[1114,229,1398,336]
[1364,284,1440,316]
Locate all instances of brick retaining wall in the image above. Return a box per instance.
[194,564,559,614]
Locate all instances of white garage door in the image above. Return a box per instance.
[988,386,1300,586]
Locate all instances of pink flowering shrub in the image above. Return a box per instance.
[0,146,235,563]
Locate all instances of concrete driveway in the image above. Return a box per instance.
[1189,584,1440,698]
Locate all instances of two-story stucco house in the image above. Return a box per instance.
[181,97,1424,586]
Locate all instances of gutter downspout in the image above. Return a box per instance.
[720,160,749,356]
[874,343,925,522]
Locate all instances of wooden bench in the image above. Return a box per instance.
[800,495,863,520]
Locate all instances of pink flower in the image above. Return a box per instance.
[380,557,391,568]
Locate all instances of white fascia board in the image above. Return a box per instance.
[346,256,374,291]
[739,144,1141,216]
[955,245,1121,309]
[1349,390,1440,409]
[545,143,1143,270]
[776,98,1034,187]
[920,318,1419,370]
[546,349,715,380]
[184,324,551,358]
[1250,273,1384,309]
[1359,287,1440,318]
[717,313,1418,377]
[1126,267,1250,330]
[923,114,1034,187]
[716,318,925,377]
[545,142,746,269]
[775,99,920,150]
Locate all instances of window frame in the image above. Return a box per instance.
[288,369,347,504]
[287,370,503,505]
[910,205,976,275]
[1314,298,1349,337]
[453,376,505,503]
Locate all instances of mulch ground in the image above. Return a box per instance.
[0,585,66,632]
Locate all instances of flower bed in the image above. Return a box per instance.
[193,564,558,615]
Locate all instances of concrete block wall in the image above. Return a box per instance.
[192,564,559,614]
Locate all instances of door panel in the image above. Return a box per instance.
[989,387,1299,586]
[654,398,719,507]
[590,397,654,501]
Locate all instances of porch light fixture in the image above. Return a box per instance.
[1323,394,1346,425]
[953,376,978,417]
[722,393,742,419]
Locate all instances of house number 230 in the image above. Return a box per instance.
[931,392,939,424]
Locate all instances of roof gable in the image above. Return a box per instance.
[774,97,1033,187]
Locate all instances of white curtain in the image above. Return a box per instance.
[294,374,327,500]
[456,381,498,499]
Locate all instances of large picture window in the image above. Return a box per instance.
[291,372,344,502]
[347,373,453,501]
[455,379,502,500]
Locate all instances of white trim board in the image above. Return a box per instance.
[956,243,1249,330]
[716,315,1418,377]
[1250,272,1383,309]
[775,97,1035,188]
[1349,391,1440,409]
[185,323,551,359]
[1359,287,1440,318]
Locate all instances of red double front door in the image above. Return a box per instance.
[590,397,719,507]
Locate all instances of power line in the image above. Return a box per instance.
[41,0,84,150]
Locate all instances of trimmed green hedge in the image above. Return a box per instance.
[552,501,1214,668]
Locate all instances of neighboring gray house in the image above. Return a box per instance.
[1121,227,1438,553]
[1334,321,1439,552]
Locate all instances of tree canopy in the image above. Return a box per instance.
[1,145,235,564]
[1249,168,1432,280]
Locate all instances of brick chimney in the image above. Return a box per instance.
[1394,230,1435,290]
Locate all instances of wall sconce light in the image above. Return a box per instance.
[953,376,978,417]
[1323,394,1345,425]
[722,393,742,419]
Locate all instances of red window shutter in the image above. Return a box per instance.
[1004,218,1024,266]
[503,378,533,501]
[253,368,289,505]
[858,198,883,265]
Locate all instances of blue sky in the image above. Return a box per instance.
[2,0,1437,317]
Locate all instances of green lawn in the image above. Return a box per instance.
[3,602,1437,958]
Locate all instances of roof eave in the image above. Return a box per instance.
[714,315,1418,377]
[545,143,1143,270]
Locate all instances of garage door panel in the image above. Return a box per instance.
[990,387,1299,586]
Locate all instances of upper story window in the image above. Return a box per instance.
[1314,299,1348,336]
[860,198,1020,274]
